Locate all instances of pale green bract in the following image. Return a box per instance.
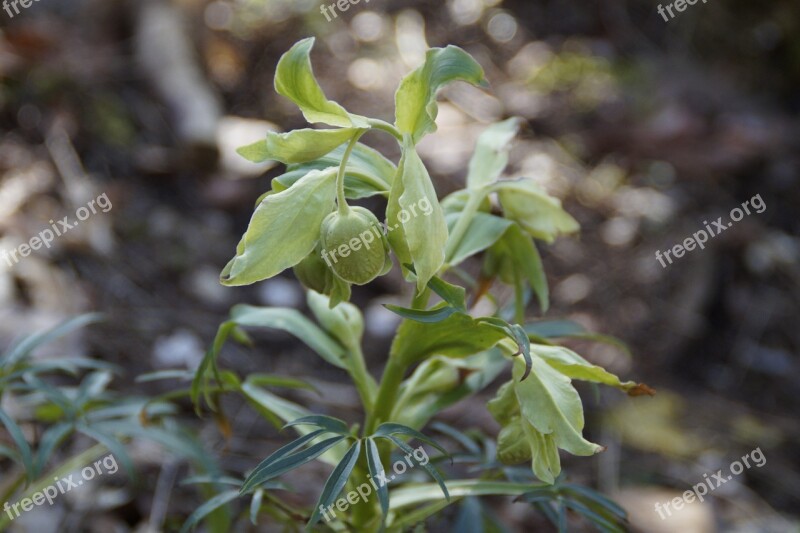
[221,168,337,286]
[395,45,488,143]
[386,136,449,290]
[237,128,359,165]
[495,178,580,243]
[275,38,368,128]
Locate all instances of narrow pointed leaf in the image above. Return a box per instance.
[383,303,458,324]
[307,440,362,527]
[241,436,345,494]
[373,423,449,457]
[0,407,34,481]
[241,429,327,493]
[283,415,349,435]
[365,438,389,519]
[179,489,240,533]
[387,435,450,501]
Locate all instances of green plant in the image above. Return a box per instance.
[193,37,652,532]
[0,315,230,532]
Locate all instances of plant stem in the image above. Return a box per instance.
[443,187,488,264]
[366,118,403,142]
[364,356,407,436]
[336,130,366,215]
[349,345,377,414]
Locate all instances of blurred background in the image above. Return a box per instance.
[0,0,798,531]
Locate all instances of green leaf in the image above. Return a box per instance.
[0,407,34,481]
[276,142,395,199]
[426,274,467,311]
[494,178,579,243]
[467,118,522,189]
[237,128,359,164]
[532,344,640,392]
[307,439,362,527]
[250,488,264,525]
[241,429,327,494]
[365,438,389,519]
[386,138,448,290]
[512,357,603,457]
[179,489,240,533]
[388,480,542,510]
[34,421,73,476]
[483,223,549,313]
[229,304,347,368]
[384,303,459,324]
[387,435,450,501]
[75,423,135,478]
[241,435,346,494]
[390,312,508,367]
[395,46,487,143]
[221,167,337,286]
[2,313,102,370]
[524,320,586,338]
[445,212,513,266]
[284,415,350,436]
[372,423,449,457]
[275,38,367,128]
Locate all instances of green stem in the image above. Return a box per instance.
[336,130,366,215]
[349,345,377,414]
[366,118,403,142]
[364,356,407,436]
[443,188,487,264]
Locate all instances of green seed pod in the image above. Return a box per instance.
[320,206,389,285]
[293,246,333,294]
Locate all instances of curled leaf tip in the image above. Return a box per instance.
[627,383,656,397]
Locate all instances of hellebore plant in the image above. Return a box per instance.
[192,37,651,532]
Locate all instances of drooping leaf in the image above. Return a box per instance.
[466,118,522,189]
[307,440,362,527]
[531,344,645,393]
[494,178,579,243]
[386,138,448,291]
[274,38,368,128]
[512,358,603,458]
[221,167,337,286]
[34,421,73,476]
[237,128,358,164]
[395,46,487,143]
